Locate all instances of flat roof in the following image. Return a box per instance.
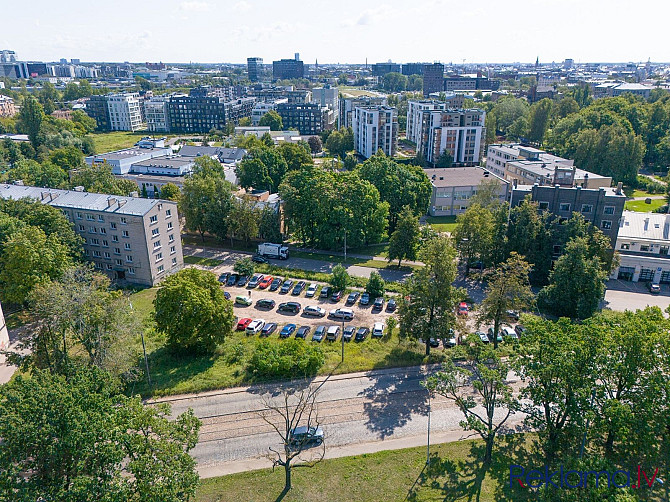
[619,210,670,241]
[88,145,169,161]
[427,167,508,188]
[506,160,608,181]
[131,155,194,168]
[513,184,624,198]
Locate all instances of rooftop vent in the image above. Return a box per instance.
[74,186,85,192]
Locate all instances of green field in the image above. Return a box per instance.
[337,87,382,98]
[183,256,224,267]
[289,250,420,271]
[87,131,155,153]
[196,435,538,502]
[624,198,666,212]
[425,216,459,233]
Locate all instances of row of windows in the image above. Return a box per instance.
[538,202,616,215]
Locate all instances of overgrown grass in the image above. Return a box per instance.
[87,131,154,153]
[196,435,539,502]
[624,198,666,212]
[183,256,224,267]
[425,215,459,233]
[628,189,659,198]
[290,250,420,271]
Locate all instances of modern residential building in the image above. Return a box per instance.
[286,89,312,104]
[276,102,330,135]
[426,167,509,217]
[612,210,670,283]
[0,184,183,286]
[251,99,287,126]
[338,96,387,129]
[106,93,143,131]
[401,63,425,76]
[144,96,170,133]
[371,63,401,77]
[85,137,171,175]
[167,95,254,133]
[272,58,304,80]
[86,95,112,132]
[352,105,398,159]
[0,95,16,117]
[510,183,626,247]
[486,144,612,188]
[443,75,500,91]
[247,57,263,82]
[311,85,339,111]
[423,63,444,96]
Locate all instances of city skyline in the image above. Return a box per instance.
[2,0,667,65]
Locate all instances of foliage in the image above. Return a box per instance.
[227,196,260,245]
[48,145,85,169]
[1,158,67,187]
[387,206,420,267]
[329,264,350,291]
[236,147,288,192]
[17,96,44,148]
[249,340,325,380]
[365,271,386,299]
[307,135,322,154]
[180,171,233,241]
[380,72,408,93]
[435,151,453,168]
[258,207,282,242]
[277,141,313,171]
[158,182,180,201]
[69,162,138,196]
[527,98,552,144]
[233,257,255,277]
[258,110,283,131]
[153,268,234,353]
[324,127,354,159]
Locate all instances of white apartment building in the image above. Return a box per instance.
[107,93,143,132]
[144,96,170,133]
[311,86,339,111]
[251,99,287,126]
[352,105,398,159]
[406,100,448,145]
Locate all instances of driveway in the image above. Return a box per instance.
[604,279,670,313]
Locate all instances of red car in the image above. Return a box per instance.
[258,276,274,289]
[457,302,469,316]
[237,317,253,330]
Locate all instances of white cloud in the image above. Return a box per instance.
[179,1,210,12]
[233,1,251,12]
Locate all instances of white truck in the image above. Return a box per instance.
[257,242,289,260]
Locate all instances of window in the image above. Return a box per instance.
[93,250,101,257]
[124,243,131,250]
[553,245,561,254]
[98,215,104,222]
[538,201,549,210]
[166,209,172,217]
[170,246,176,255]
[120,217,127,225]
[100,228,106,235]
[102,240,108,247]
[167,222,173,230]
[112,235,118,242]
[155,253,163,262]
[601,220,612,230]
[640,245,650,252]
[114,247,121,255]
[122,230,129,238]
[157,265,165,273]
[89,227,97,233]
[126,255,133,263]
[106,264,113,270]
[86,214,94,221]
[581,204,593,213]
[115,259,123,266]
[151,228,159,237]
[128,267,135,275]
[172,257,177,265]
[110,222,117,230]
[168,234,174,243]
[90,238,99,246]
[150,215,158,224]
[78,225,85,231]
[95,262,103,270]
[559,203,571,212]
[661,246,669,256]
[604,206,615,215]
[620,243,630,250]
[153,240,161,249]
[104,252,111,259]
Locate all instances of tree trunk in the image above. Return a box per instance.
[398,257,402,268]
[493,317,500,350]
[425,337,430,356]
[484,434,494,465]
[284,462,292,492]
[199,230,205,243]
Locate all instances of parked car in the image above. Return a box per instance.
[514,325,526,337]
[506,310,520,321]
[261,322,277,336]
[292,281,306,295]
[319,286,331,299]
[278,302,301,313]
[457,302,469,316]
[342,326,356,342]
[255,298,276,309]
[345,292,360,305]
[429,338,440,348]
[312,326,326,342]
[304,305,326,317]
[372,322,384,338]
[444,329,457,348]
[269,277,283,292]
[248,274,264,288]
[218,272,229,283]
[236,275,249,287]
[330,308,354,321]
[305,283,318,297]
[245,319,266,335]
[258,276,274,289]
[280,279,294,293]
[326,325,340,341]
[359,292,370,306]
[227,274,238,286]
[372,297,384,311]
[330,290,343,302]
[235,295,253,306]
[280,324,297,338]
[236,317,252,331]
[288,426,324,447]
[476,331,490,344]
[649,282,661,294]
[501,326,518,340]
[355,327,369,342]
[296,326,311,339]
[386,298,397,312]
[252,254,268,264]
[487,327,503,344]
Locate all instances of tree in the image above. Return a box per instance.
[424,338,517,464]
[158,182,180,201]
[398,236,461,356]
[258,110,283,131]
[307,135,322,154]
[387,206,419,267]
[343,152,357,170]
[153,268,234,353]
[329,264,350,292]
[233,257,255,278]
[277,142,313,171]
[365,271,386,299]
[258,207,283,242]
[227,196,260,246]
[0,367,200,501]
[528,98,552,144]
[236,147,288,193]
[435,151,453,168]
[381,72,407,92]
[538,237,608,319]
[48,145,84,170]
[324,127,353,159]
[71,110,97,134]
[259,384,325,496]
[477,253,533,349]
[69,163,137,196]
[180,173,233,241]
[3,158,67,188]
[453,203,494,275]
[18,96,44,149]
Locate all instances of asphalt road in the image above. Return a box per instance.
[604,279,670,313]
[154,366,526,475]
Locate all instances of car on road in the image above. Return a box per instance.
[386,298,397,312]
[236,275,249,287]
[476,331,490,344]
[319,286,331,298]
[255,298,276,309]
[296,326,311,339]
[280,324,297,338]
[312,326,326,342]
[248,274,264,288]
[289,426,324,447]
[236,318,252,331]
[514,325,526,337]
[258,276,274,289]
[355,327,370,342]
[372,322,384,338]
[506,310,520,321]
[345,292,360,305]
[457,302,469,316]
[342,326,356,342]
[252,254,268,264]
[269,277,283,291]
[330,308,354,321]
[326,325,340,341]
[330,290,343,302]
[649,282,661,294]
[304,305,326,317]
[227,274,238,286]
[305,283,318,297]
[372,297,384,311]
[278,302,301,313]
[235,295,252,306]
[224,291,231,300]
[501,326,518,340]
[261,322,277,336]
[359,292,370,306]
[218,272,228,283]
[280,279,294,294]
[292,281,306,295]
[245,319,266,335]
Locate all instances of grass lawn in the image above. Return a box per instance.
[628,189,661,198]
[290,250,420,272]
[624,198,666,212]
[337,87,381,98]
[425,215,459,233]
[183,256,224,267]
[196,435,539,502]
[87,131,154,153]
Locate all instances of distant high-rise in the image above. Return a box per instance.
[272,58,304,81]
[295,53,300,61]
[422,63,444,97]
[247,57,263,82]
[371,62,401,77]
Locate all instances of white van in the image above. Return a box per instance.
[246,319,266,335]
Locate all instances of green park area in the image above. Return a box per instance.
[87,131,154,153]
[625,198,666,212]
[424,215,459,233]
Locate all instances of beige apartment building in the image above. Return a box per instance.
[0,184,183,286]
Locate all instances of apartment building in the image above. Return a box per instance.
[144,96,170,133]
[276,102,329,135]
[402,63,424,76]
[167,95,255,134]
[311,85,339,111]
[427,167,509,217]
[272,58,304,80]
[371,63,401,77]
[0,184,183,286]
[86,95,112,132]
[339,96,387,129]
[251,99,287,125]
[0,95,16,117]
[486,144,612,188]
[352,105,398,159]
[423,63,444,96]
[107,93,143,131]
[247,57,263,82]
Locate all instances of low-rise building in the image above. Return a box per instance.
[427,167,509,217]
[0,95,16,117]
[0,184,183,286]
[178,145,246,165]
[129,155,194,176]
[85,137,171,175]
[352,105,398,159]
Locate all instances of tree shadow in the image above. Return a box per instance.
[487,432,541,502]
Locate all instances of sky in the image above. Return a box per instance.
[3,0,669,65]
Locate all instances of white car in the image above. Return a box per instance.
[329,308,354,321]
[501,326,518,339]
[245,319,266,335]
[305,283,318,298]
[372,322,384,338]
[304,305,326,317]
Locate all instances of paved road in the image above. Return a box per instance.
[604,279,670,313]
[154,366,526,476]
[183,244,413,283]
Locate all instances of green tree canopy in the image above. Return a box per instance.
[387,205,420,267]
[329,264,350,292]
[258,110,283,131]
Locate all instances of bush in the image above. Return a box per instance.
[635,175,666,194]
[249,339,325,380]
[330,264,350,291]
[366,271,386,299]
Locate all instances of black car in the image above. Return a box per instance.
[256,298,276,309]
[296,326,311,339]
[280,279,294,294]
[514,325,526,337]
[224,291,231,300]
[359,292,370,306]
[292,281,306,295]
[236,275,249,287]
[218,272,229,283]
[346,292,360,305]
[227,273,238,286]
[278,302,301,313]
[429,338,441,348]
[386,298,397,312]
[342,326,356,342]
[261,323,277,336]
[252,254,268,264]
[355,327,370,342]
[320,286,331,298]
[269,277,283,292]
[372,297,384,311]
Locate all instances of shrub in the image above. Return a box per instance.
[248,339,325,380]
